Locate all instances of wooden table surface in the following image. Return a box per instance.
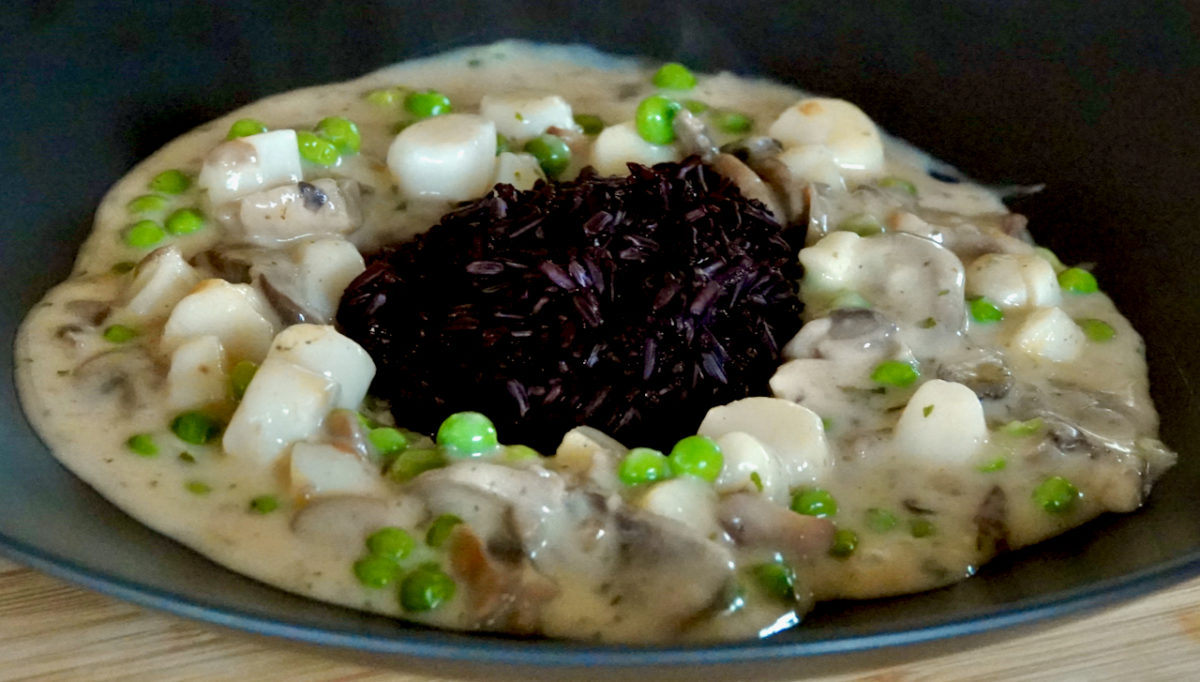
[3,555,1200,681]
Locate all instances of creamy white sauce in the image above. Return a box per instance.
[15,41,1176,643]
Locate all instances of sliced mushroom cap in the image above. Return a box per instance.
[237,178,363,247]
[290,495,427,554]
[710,153,786,223]
[73,348,164,413]
[409,461,567,549]
[800,231,967,339]
[935,346,1014,400]
[672,109,718,160]
[446,524,560,634]
[783,308,901,363]
[718,492,836,561]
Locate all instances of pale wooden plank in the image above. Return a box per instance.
[2,555,1199,681]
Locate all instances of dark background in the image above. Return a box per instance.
[2,0,1199,668]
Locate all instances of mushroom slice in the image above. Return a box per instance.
[290,495,426,554]
[718,493,835,561]
[237,178,362,246]
[710,153,785,222]
[446,524,559,634]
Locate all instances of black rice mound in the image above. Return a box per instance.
[337,157,804,452]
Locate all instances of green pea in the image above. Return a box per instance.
[1079,318,1115,342]
[126,434,158,457]
[752,561,795,602]
[226,118,268,139]
[296,131,340,166]
[573,113,605,135]
[495,133,510,155]
[652,62,697,90]
[228,360,257,401]
[102,324,137,343]
[399,565,456,611]
[682,99,709,114]
[977,456,1008,472]
[791,488,837,518]
[127,194,169,214]
[712,110,752,134]
[1058,267,1098,294]
[436,411,499,457]
[171,411,222,445]
[969,297,1004,324]
[364,86,407,108]
[865,508,898,533]
[425,514,463,548]
[368,427,409,456]
[837,213,884,237]
[124,220,165,248]
[149,169,190,194]
[523,134,571,179]
[388,448,446,483]
[316,116,361,154]
[366,527,415,561]
[354,555,400,589]
[1002,417,1044,436]
[879,176,918,196]
[829,528,859,558]
[404,90,453,118]
[249,495,279,514]
[185,481,211,495]
[635,94,682,145]
[617,447,674,486]
[1033,476,1079,514]
[503,444,541,463]
[870,360,920,387]
[164,208,205,236]
[909,518,937,538]
[667,435,723,483]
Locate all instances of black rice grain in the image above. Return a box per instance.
[336,157,804,452]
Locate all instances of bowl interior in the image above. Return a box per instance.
[3,0,1200,665]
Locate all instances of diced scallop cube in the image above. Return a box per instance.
[480,92,575,141]
[237,178,362,246]
[387,114,497,201]
[699,397,831,485]
[166,335,227,410]
[161,279,279,363]
[966,253,1062,309]
[552,425,626,489]
[893,379,988,463]
[121,246,201,322]
[590,122,679,176]
[798,231,863,292]
[267,324,375,410]
[289,442,388,499]
[291,238,366,322]
[712,431,787,503]
[222,356,336,465]
[636,476,720,538]
[767,98,885,178]
[198,129,304,205]
[1009,306,1086,362]
[493,152,546,191]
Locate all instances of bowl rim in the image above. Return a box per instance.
[4,528,1200,666]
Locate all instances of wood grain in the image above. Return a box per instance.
[2,555,1199,681]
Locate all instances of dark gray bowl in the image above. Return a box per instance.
[3,0,1200,669]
